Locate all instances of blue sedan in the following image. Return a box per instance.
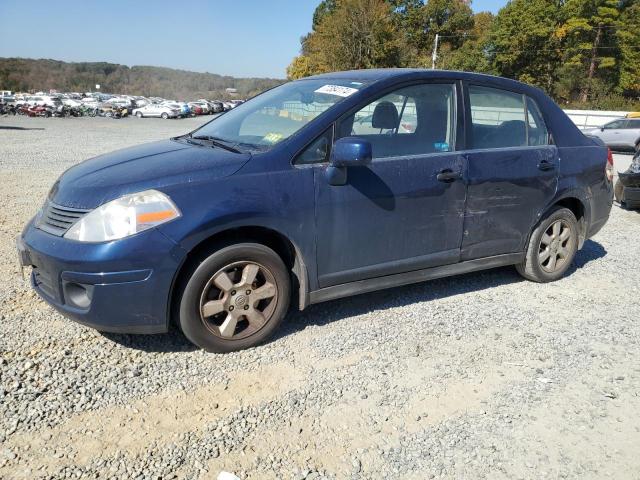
[18,69,613,351]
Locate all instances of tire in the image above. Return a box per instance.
[614,179,624,204]
[136,111,143,118]
[516,207,579,283]
[161,112,168,119]
[178,243,290,352]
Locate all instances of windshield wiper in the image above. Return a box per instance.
[189,134,242,153]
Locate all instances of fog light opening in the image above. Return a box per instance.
[63,282,93,309]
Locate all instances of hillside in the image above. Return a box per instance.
[0,57,285,100]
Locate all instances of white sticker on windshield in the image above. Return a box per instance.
[314,84,359,97]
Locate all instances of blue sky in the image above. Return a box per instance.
[0,0,507,78]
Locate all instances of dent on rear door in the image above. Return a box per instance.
[461,146,559,260]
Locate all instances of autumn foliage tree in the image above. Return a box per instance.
[288,0,640,109]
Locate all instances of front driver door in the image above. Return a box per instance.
[313,82,467,288]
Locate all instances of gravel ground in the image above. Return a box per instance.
[1,115,639,480]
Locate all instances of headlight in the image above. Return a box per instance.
[64,190,180,242]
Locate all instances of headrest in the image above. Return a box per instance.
[372,101,399,130]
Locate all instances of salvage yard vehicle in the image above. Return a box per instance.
[18,69,613,352]
[585,118,640,152]
[132,103,180,119]
[614,151,640,209]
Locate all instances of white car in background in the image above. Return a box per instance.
[132,103,180,119]
[26,95,61,108]
[61,98,82,108]
[585,118,640,152]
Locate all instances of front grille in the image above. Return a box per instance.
[37,201,89,237]
[33,267,58,300]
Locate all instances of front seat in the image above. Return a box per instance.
[372,101,399,130]
[370,101,399,157]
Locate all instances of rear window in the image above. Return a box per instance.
[469,85,549,149]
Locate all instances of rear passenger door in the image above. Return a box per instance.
[461,84,558,261]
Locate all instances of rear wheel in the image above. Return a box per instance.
[178,243,290,352]
[516,207,579,282]
[136,111,143,118]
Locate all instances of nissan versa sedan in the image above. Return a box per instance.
[18,69,613,352]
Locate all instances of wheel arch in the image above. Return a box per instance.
[544,195,588,248]
[168,225,309,329]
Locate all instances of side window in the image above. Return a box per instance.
[338,83,456,159]
[526,97,549,146]
[625,119,640,129]
[604,120,625,129]
[469,85,527,149]
[295,127,333,165]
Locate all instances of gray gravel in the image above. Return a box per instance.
[1,115,640,479]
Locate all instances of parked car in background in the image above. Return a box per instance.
[626,112,640,119]
[18,69,613,352]
[161,101,190,118]
[585,118,640,152]
[209,101,224,113]
[614,150,640,209]
[189,104,203,115]
[61,98,82,108]
[81,97,99,105]
[26,95,62,108]
[105,97,135,114]
[189,101,210,114]
[132,103,180,119]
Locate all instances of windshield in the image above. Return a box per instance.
[191,79,367,152]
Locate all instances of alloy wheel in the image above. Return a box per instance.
[538,219,573,273]
[199,261,278,340]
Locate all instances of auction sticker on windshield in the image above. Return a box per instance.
[314,85,359,97]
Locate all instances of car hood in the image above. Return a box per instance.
[50,139,251,209]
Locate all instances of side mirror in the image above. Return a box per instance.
[330,137,372,167]
[601,127,605,132]
[326,137,372,186]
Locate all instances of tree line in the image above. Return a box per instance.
[287,0,640,110]
[0,58,284,100]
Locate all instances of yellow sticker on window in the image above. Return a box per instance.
[263,132,285,144]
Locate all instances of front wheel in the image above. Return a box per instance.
[178,243,290,352]
[136,111,143,118]
[161,112,168,119]
[516,207,579,283]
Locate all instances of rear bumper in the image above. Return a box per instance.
[586,179,614,239]
[19,220,186,334]
[621,186,640,208]
[619,171,640,188]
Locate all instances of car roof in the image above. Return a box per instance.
[304,68,539,93]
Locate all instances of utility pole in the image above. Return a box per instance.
[431,34,440,70]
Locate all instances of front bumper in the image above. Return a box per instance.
[18,219,185,334]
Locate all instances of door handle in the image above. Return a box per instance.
[436,169,462,183]
[537,160,556,171]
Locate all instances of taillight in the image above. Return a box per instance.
[606,148,614,182]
